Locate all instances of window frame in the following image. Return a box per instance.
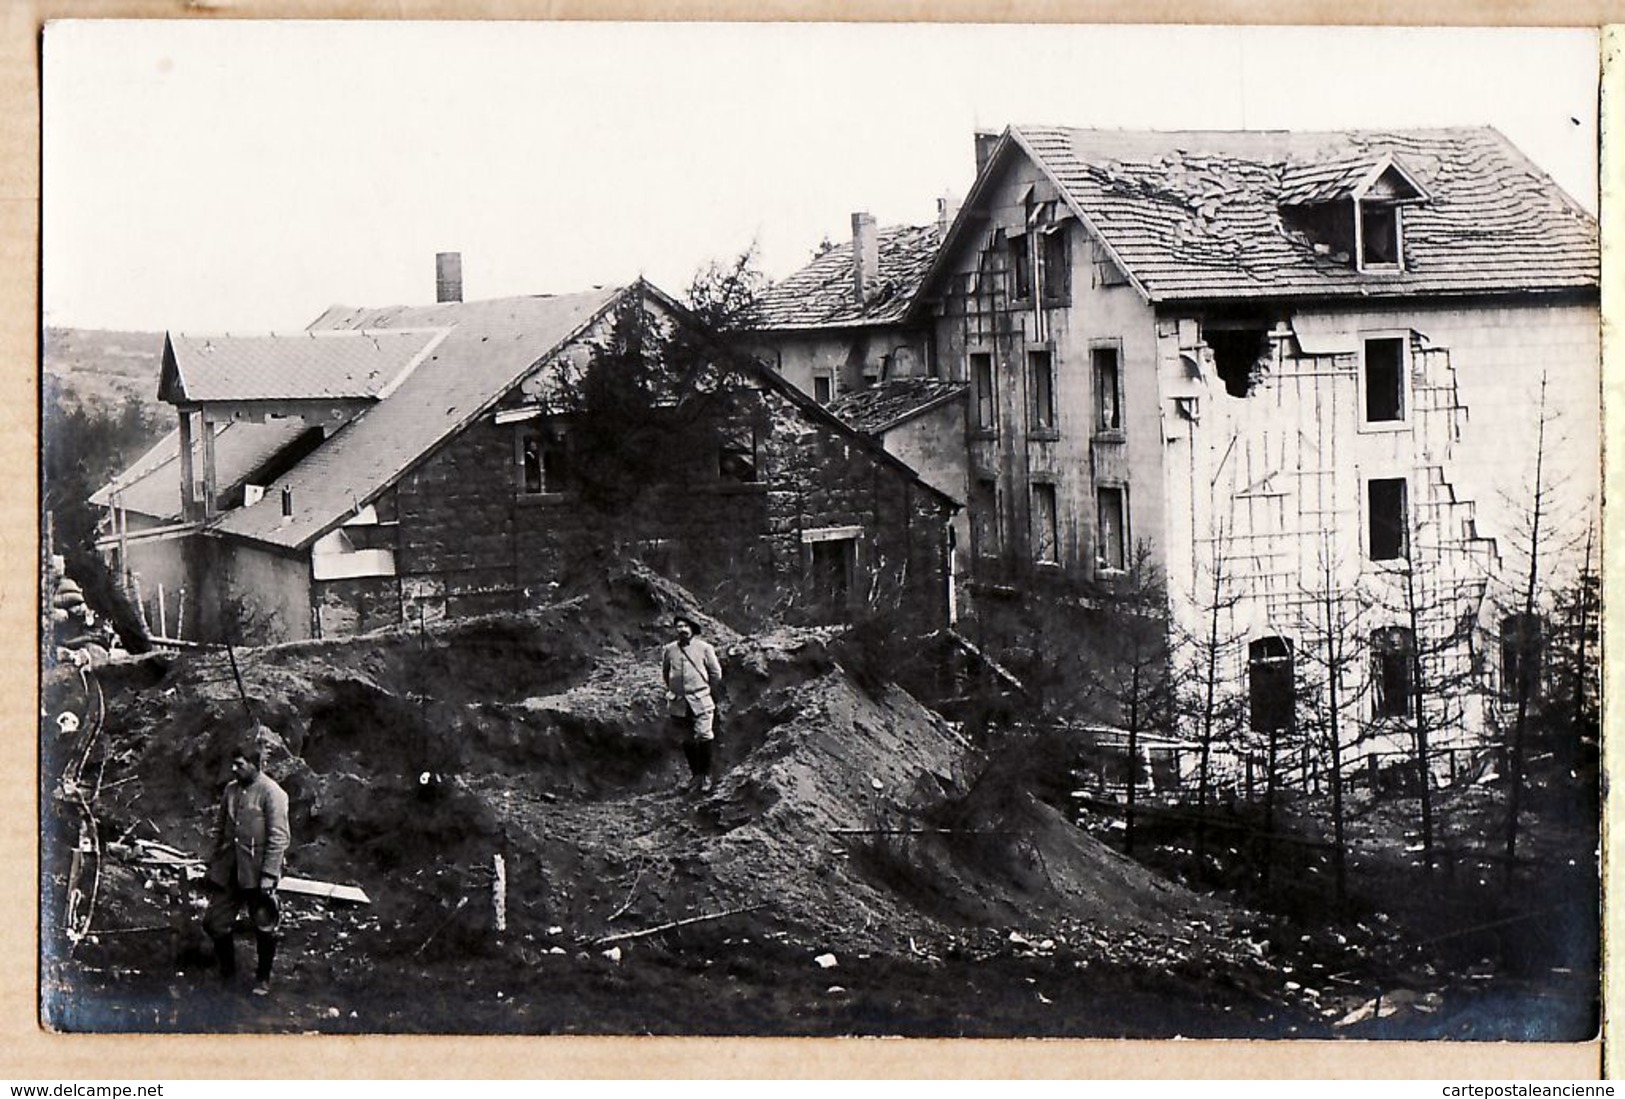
[1095,483,1129,575]
[970,350,998,437]
[1359,332,1411,431]
[1500,612,1544,703]
[970,476,1002,561]
[1356,199,1404,272]
[1367,476,1410,563]
[812,373,834,406]
[1030,480,1060,566]
[805,534,858,617]
[717,422,760,484]
[1091,341,1125,438]
[1370,625,1415,719]
[514,420,572,497]
[1039,223,1071,306]
[1027,347,1058,435]
[1248,636,1296,733]
[1007,231,1033,303]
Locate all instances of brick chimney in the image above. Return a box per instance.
[974,130,1001,176]
[435,252,463,303]
[851,212,878,306]
[936,195,961,237]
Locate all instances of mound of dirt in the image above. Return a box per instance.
[42,562,1284,1034]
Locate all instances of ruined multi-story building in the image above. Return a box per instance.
[94,277,956,643]
[898,125,1598,761]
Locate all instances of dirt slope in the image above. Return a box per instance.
[42,565,1296,1035]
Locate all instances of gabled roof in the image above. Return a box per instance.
[210,288,624,549]
[918,125,1597,308]
[1277,153,1428,206]
[826,378,967,436]
[750,222,941,330]
[159,329,444,403]
[91,418,313,521]
[197,281,955,552]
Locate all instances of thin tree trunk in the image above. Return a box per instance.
[1403,549,1434,872]
[1321,545,1348,907]
[1504,374,1549,890]
[1126,663,1140,855]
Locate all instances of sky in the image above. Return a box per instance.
[41,21,1600,335]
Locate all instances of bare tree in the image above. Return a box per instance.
[1494,373,1586,885]
[1363,502,1486,873]
[1174,522,1246,866]
[1293,532,1372,906]
[1080,543,1177,854]
[686,242,769,332]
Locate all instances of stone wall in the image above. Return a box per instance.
[349,366,952,635]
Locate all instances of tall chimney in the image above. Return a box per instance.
[851,212,878,306]
[936,195,961,237]
[435,252,463,303]
[973,130,1001,176]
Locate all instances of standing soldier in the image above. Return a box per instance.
[203,734,290,996]
[661,614,724,794]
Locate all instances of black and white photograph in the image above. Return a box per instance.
[37,20,1603,1044]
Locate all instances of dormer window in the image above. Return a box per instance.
[1358,202,1401,268]
[1281,153,1427,274]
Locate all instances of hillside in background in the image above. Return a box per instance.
[44,327,167,421]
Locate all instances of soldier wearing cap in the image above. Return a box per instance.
[202,732,290,996]
[661,614,724,794]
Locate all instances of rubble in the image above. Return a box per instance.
[36,565,1595,1037]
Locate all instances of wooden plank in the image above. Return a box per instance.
[279,876,371,905]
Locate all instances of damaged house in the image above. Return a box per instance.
[900,124,1598,762]
[93,275,956,643]
[741,209,971,604]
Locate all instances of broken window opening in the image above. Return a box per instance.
[1363,336,1406,423]
[1248,636,1296,732]
[1096,486,1127,573]
[1040,226,1070,305]
[809,537,856,616]
[1500,612,1544,702]
[1371,625,1414,719]
[971,478,1001,559]
[1368,477,1409,562]
[517,422,571,494]
[1031,482,1059,564]
[1359,203,1401,267]
[813,375,833,406]
[1028,350,1056,431]
[1205,327,1270,398]
[718,423,759,483]
[1008,233,1032,301]
[971,352,997,433]
[1093,346,1123,433]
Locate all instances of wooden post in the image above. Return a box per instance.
[200,414,218,519]
[178,411,196,519]
[131,574,149,633]
[156,584,167,640]
[492,853,507,933]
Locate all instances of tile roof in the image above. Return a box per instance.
[1276,154,1418,206]
[210,288,623,549]
[826,377,967,436]
[946,126,1597,305]
[750,222,942,329]
[91,418,313,521]
[165,329,442,402]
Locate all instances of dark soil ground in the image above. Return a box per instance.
[37,566,1600,1039]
